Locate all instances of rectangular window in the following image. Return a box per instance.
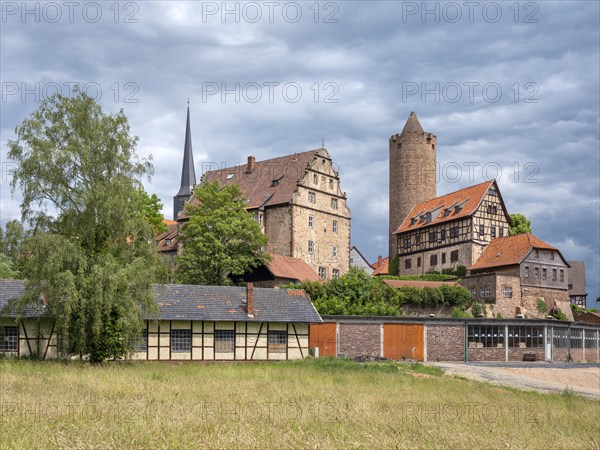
[550,252,555,260]
[331,198,338,210]
[450,250,459,263]
[450,227,459,238]
[480,288,485,298]
[471,289,477,298]
[534,249,539,258]
[441,229,446,240]
[552,269,557,281]
[430,254,438,266]
[0,326,18,352]
[332,269,340,279]
[503,286,512,298]
[405,259,412,269]
[415,235,421,245]
[171,329,191,353]
[479,225,485,236]
[308,191,316,203]
[268,330,287,353]
[490,227,496,238]
[332,220,338,234]
[215,330,235,353]
[403,237,410,248]
[534,267,539,279]
[429,231,437,243]
[318,267,327,279]
[329,179,333,189]
[499,227,504,237]
[525,266,529,277]
[441,253,446,264]
[332,246,338,259]
[308,240,314,255]
[308,215,314,228]
[484,288,491,298]
[508,326,544,348]
[559,270,564,282]
[542,268,547,280]
[468,325,504,348]
[313,174,318,184]
[417,257,421,268]
[133,330,148,352]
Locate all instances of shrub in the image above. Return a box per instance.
[451,307,469,318]
[455,265,467,277]
[536,299,547,315]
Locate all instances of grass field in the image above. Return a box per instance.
[1,358,598,449]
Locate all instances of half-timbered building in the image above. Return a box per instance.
[393,180,511,276]
[0,280,322,361]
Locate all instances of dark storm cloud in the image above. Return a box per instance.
[1,1,598,306]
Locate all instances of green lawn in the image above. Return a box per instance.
[0,358,598,449]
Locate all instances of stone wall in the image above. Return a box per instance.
[338,323,381,357]
[426,324,464,362]
[507,347,545,362]
[264,205,292,256]
[468,347,505,362]
[389,126,436,257]
[520,286,573,320]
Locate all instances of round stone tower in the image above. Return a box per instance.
[389,112,437,259]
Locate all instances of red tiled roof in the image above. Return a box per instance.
[383,279,459,289]
[266,254,320,282]
[394,180,495,234]
[162,219,176,226]
[201,149,326,209]
[156,223,178,253]
[469,233,558,271]
[372,257,389,276]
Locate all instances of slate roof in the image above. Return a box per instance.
[0,280,48,318]
[394,180,503,234]
[151,284,322,323]
[469,233,568,271]
[0,280,322,324]
[265,254,320,282]
[200,149,325,209]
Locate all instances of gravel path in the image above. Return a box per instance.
[429,362,600,399]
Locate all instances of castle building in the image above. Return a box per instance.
[200,149,351,279]
[393,180,511,275]
[460,233,573,320]
[389,112,437,257]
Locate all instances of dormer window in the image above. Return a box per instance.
[166,239,172,246]
[271,175,284,186]
[410,217,418,226]
[226,173,234,180]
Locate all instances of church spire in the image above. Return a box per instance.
[400,111,424,135]
[173,104,196,219]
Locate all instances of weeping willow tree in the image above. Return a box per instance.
[7,89,165,362]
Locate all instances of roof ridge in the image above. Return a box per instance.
[206,149,321,174]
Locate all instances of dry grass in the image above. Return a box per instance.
[1,358,598,449]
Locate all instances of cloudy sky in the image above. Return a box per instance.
[1,1,599,306]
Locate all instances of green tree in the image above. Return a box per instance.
[7,89,164,362]
[176,181,269,285]
[136,189,167,235]
[0,253,17,279]
[509,213,532,236]
[388,254,399,276]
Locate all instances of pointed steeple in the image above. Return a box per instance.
[400,111,424,135]
[173,104,197,219]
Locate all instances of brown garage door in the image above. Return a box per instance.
[309,323,337,357]
[383,324,424,361]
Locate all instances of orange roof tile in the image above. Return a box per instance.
[470,233,559,271]
[201,149,325,209]
[266,254,320,282]
[394,180,496,234]
[383,279,459,289]
[162,219,177,226]
[372,257,389,276]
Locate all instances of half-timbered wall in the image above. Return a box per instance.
[397,190,510,276]
[133,320,309,361]
[0,318,57,359]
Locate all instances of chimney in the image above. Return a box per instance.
[378,255,383,266]
[247,156,256,173]
[246,282,254,317]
